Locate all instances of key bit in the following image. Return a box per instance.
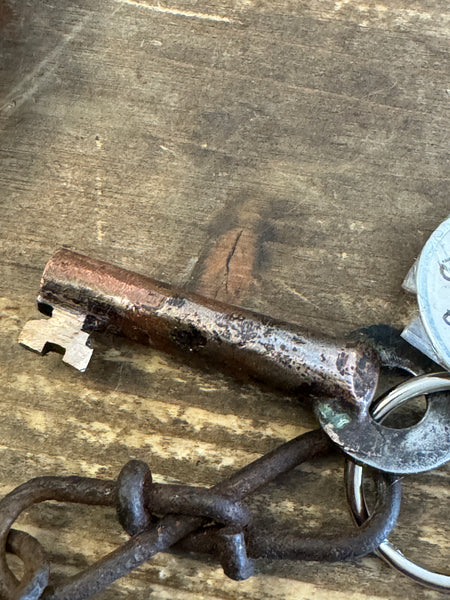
[19,306,93,372]
[18,248,450,474]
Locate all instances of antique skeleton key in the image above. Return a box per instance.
[19,247,450,474]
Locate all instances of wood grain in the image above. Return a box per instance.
[0,1,448,598]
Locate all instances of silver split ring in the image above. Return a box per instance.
[345,371,450,591]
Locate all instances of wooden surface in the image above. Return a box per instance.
[0,1,449,598]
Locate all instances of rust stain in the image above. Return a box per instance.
[0,1,13,29]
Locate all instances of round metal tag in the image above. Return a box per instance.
[416,217,450,371]
[316,376,450,474]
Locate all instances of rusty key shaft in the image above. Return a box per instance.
[20,248,379,408]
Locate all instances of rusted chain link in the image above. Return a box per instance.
[0,430,401,600]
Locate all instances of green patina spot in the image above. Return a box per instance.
[318,404,351,430]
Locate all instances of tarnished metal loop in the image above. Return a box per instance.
[316,371,450,474]
[216,529,254,581]
[116,459,252,580]
[147,482,250,529]
[117,460,152,536]
[0,476,115,600]
[0,430,401,600]
[116,460,251,532]
[246,470,400,562]
[346,372,450,591]
[4,530,49,600]
[346,462,450,593]
[176,470,400,563]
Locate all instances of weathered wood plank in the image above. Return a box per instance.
[0,0,448,598]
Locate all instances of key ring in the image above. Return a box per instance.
[345,372,450,591]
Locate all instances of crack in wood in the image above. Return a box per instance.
[225,228,244,294]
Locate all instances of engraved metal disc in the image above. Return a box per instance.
[416,217,450,372]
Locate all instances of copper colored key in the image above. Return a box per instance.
[19,249,450,474]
